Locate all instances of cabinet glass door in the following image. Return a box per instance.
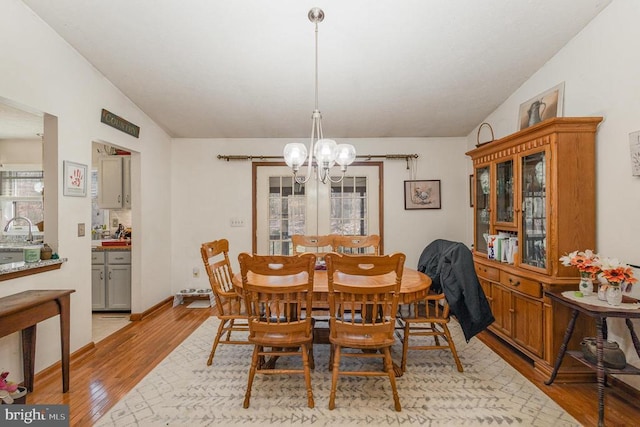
[495,159,514,224]
[475,166,491,253]
[521,152,546,269]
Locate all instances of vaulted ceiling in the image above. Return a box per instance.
[6,0,612,139]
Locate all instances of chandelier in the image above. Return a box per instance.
[283,7,356,184]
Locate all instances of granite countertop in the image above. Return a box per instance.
[0,258,67,275]
[91,239,132,251]
[92,245,132,251]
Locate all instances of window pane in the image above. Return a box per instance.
[330,176,367,236]
[267,176,306,255]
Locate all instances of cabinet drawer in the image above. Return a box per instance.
[91,251,105,264]
[475,263,500,282]
[499,271,541,298]
[107,251,131,264]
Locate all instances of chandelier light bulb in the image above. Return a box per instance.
[335,144,356,167]
[284,143,308,170]
[314,139,337,167]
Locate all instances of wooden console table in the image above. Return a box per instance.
[544,290,640,427]
[0,289,75,392]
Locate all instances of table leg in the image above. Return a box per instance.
[625,318,640,357]
[21,325,37,392]
[545,309,579,385]
[57,295,71,393]
[596,317,605,427]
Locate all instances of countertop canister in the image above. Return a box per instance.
[23,245,41,263]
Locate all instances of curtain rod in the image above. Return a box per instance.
[217,154,418,161]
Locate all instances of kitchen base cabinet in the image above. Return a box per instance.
[92,250,131,311]
[91,252,106,310]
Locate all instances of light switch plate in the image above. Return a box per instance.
[78,223,85,237]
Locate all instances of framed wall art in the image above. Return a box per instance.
[518,82,565,130]
[63,160,87,197]
[404,180,441,210]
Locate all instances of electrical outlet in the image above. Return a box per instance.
[78,223,85,237]
[230,217,245,227]
[192,267,200,278]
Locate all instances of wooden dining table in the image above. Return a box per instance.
[232,267,432,304]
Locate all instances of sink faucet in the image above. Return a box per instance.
[4,216,34,243]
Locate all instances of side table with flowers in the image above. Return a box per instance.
[0,371,27,404]
[560,250,637,306]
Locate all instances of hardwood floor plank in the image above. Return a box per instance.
[25,303,640,426]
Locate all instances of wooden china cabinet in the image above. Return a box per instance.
[467,117,602,380]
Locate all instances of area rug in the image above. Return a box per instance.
[95,317,578,426]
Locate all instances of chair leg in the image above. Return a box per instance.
[383,347,401,411]
[432,322,441,346]
[308,339,315,370]
[225,319,235,341]
[328,345,342,410]
[243,345,260,408]
[328,343,335,371]
[442,324,464,372]
[301,343,315,408]
[207,318,227,366]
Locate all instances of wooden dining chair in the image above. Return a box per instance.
[238,252,317,409]
[324,252,406,411]
[291,234,335,255]
[399,292,463,373]
[200,239,250,366]
[332,234,381,255]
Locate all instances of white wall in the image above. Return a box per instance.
[0,0,173,382]
[467,0,640,388]
[170,137,469,290]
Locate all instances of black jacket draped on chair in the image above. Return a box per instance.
[417,239,494,342]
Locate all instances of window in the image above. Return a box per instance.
[255,164,381,255]
[0,171,44,228]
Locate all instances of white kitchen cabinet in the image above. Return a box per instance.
[97,155,131,209]
[92,250,131,311]
[91,251,106,309]
[122,156,131,209]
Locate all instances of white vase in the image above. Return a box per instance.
[578,273,593,296]
[597,284,607,301]
[606,285,623,306]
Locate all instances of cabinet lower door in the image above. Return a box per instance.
[512,293,543,357]
[107,265,131,310]
[91,266,106,309]
[491,284,512,336]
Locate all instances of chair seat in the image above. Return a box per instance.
[330,331,396,349]
[250,331,313,347]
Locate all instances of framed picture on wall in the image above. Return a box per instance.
[63,160,87,197]
[404,180,441,210]
[518,82,565,130]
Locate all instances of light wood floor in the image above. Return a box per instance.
[28,302,640,426]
